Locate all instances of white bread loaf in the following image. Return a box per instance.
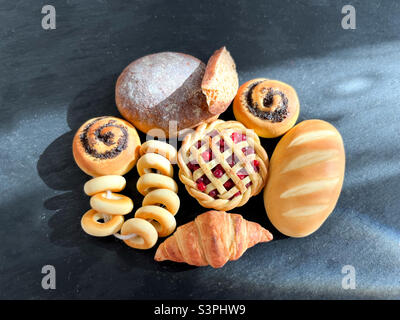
[263,120,345,237]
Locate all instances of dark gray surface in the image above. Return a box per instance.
[1,0,400,299]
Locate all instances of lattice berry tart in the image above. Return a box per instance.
[178,120,269,211]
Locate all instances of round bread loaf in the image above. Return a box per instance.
[263,120,345,238]
[115,52,217,137]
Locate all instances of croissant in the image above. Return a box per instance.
[154,210,273,268]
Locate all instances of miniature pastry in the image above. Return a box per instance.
[132,140,180,239]
[201,46,239,114]
[135,206,176,237]
[263,120,345,238]
[154,210,273,268]
[136,153,174,177]
[120,218,158,250]
[83,175,126,196]
[178,120,269,211]
[233,78,300,138]
[72,116,141,177]
[139,140,177,163]
[81,209,124,237]
[115,47,238,137]
[90,191,133,215]
[142,189,180,216]
[136,173,178,196]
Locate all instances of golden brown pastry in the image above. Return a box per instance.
[233,78,300,138]
[177,120,269,211]
[81,209,124,237]
[154,210,273,268]
[263,119,345,238]
[83,175,126,196]
[132,140,180,240]
[201,46,239,114]
[72,116,141,177]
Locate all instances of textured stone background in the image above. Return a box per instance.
[1,0,399,299]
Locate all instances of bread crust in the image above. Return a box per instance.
[115,52,217,137]
[202,46,239,114]
[263,120,345,237]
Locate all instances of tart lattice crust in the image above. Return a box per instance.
[178,120,269,211]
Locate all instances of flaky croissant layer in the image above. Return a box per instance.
[154,210,273,268]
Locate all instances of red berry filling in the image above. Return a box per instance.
[212,164,225,178]
[201,150,212,162]
[242,147,255,155]
[187,162,200,172]
[219,139,225,152]
[197,181,206,192]
[237,168,248,180]
[223,179,235,191]
[230,191,241,200]
[196,174,211,192]
[252,160,260,172]
[226,154,239,168]
[231,132,247,143]
[208,189,218,199]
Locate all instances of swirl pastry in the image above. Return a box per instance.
[233,78,300,138]
[72,116,141,177]
[178,120,269,211]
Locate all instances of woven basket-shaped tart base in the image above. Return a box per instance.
[178,120,269,211]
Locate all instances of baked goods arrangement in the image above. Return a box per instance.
[71,46,346,268]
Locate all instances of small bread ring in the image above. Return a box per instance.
[135,205,176,237]
[90,192,133,215]
[137,153,174,177]
[120,218,158,249]
[140,140,177,163]
[81,209,124,237]
[83,175,126,196]
[136,173,178,196]
[142,189,180,216]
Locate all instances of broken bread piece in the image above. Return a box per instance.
[202,46,239,115]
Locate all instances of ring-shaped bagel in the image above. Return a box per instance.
[140,140,177,163]
[81,209,124,237]
[142,189,180,216]
[90,192,133,215]
[120,218,158,249]
[137,153,174,177]
[135,205,176,237]
[136,173,178,196]
[83,175,126,196]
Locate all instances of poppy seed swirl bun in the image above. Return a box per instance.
[233,78,300,138]
[72,116,141,177]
